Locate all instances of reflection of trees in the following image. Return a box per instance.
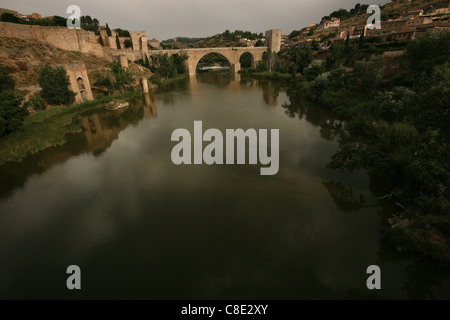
[197,70,231,87]
[259,81,280,106]
[283,86,450,299]
[0,94,157,199]
[323,180,365,213]
[282,88,345,141]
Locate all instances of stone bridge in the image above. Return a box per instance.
[149,29,282,76]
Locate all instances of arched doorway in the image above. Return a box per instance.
[77,77,89,100]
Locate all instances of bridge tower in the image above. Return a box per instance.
[265,29,282,53]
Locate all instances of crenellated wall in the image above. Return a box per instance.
[0,21,150,62]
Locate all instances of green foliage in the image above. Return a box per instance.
[289,30,302,39]
[0,13,67,27]
[264,51,279,73]
[0,90,138,164]
[27,92,47,111]
[0,12,21,23]
[374,86,416,122]
[0,91,27,137]
[111,62,134,91]
[80,16,100,34]
[114,28,130,37]
[150,54,177,80]
[240,53,253,69]
[255,39,264,47]
[0,67,15,92]
[347,56,384,92]
[116,35,121,49]
[326,43,345,70]
[105,23,112,37]
[37,65,76,105]
[406,30,450,76]
[303,63,324,82]
[124,39,132,48]
[172,54,188,74]
[94,73,114,95]
[290,47,313,74]
[322,3,369,21]
[99,35,104,46]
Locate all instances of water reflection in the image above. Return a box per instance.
[0,73,449,299]
[0,93,158,200]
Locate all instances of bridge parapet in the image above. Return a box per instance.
[149,46,269,76]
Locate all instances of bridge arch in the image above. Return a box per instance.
[239,52,255,69]
[195,52,232,72]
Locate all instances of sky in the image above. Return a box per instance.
[3,0,391,40]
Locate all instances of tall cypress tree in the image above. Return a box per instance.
[116,34,121,49]
[106,23,112,37]
[359,27,365,48]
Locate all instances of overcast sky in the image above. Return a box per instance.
[3,0,390,40]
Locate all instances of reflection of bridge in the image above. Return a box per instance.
[151,29,282,76]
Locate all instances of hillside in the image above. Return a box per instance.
[160,30,264,49]
[0,36,150,103]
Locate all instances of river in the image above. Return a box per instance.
[0,71,449,299]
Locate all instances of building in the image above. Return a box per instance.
[431,6,450,15]
[317,17,340,31]
[148,38,161,49]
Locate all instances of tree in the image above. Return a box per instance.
[348,56,384,92]
[124,39,133,48]
[106,23,112,37]
[52,16,67,27]
[0,13,21,23]
[172,54,188,74]
[116,35,121,49]
[255,39,264,47]
[291,47,313,73]
[94,73,114,95]
[37,65,76,105]
[0,67,15,92]
[0,91,28,137]
[99,35,104,46]
[265,51,278,73]
[111,62,134,91]
[359,27,365,48]
[150,54,177,79]
[406,30,450,76]
[144,54,150,69]
[114,28,130,37]
[24,92,47,111]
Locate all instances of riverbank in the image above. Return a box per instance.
[152,74,189,88]
[239,69,292,81]
[0,91,140,165]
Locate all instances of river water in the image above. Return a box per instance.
[0,71,449,299]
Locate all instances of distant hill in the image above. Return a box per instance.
[160,30,265,49]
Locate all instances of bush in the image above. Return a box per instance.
[38,65,76,105]
[124,39,133,48]
[29,92,47,110]
[0,91,28,137]
[0,66,15,92]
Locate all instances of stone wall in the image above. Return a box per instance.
[64,63,94,103]
[0,21,149,62]
[0,21,106,58]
